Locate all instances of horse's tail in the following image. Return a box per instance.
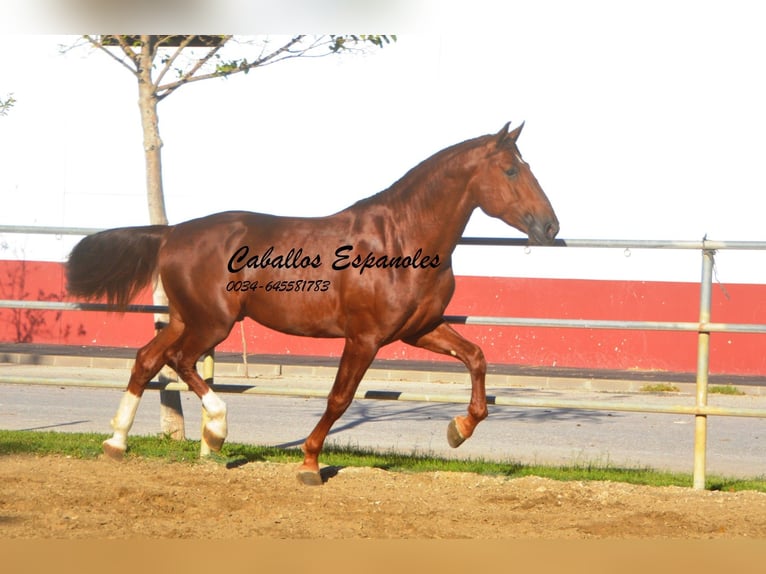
[66,225,172,311]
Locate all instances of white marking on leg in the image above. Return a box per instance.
[105,391,141,451]
[200,408,212,457]
[201,389,228,442]
[450,349,457,357]
[202,389,226,417]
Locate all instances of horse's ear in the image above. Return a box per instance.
[508,121,525,143]
[495,121,524,147]
[495,122,511,146]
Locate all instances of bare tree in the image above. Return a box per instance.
[76,35,395,439]
[83,35,393,232]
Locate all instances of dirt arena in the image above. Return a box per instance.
[1,454,765,539]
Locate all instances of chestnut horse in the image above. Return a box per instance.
[66,122,559,485]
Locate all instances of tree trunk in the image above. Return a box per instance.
[137,37,185,440]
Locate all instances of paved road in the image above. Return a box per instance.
[1,363,765,479]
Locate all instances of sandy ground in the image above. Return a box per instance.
[1,454,766,539]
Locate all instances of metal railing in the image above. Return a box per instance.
[2,224,766,489]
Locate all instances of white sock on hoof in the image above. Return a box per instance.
[202,391,228,438]
[108,392,141,449]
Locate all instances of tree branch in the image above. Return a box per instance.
[116,35,143,68]
[83,35,138,75]
[156,35,234,100]
[0,93,15,117]
[156,35,313,98]
[153,35,198,89]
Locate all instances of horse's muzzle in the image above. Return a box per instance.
[528,218,559,246]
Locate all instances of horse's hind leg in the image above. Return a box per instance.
[405,322,488,447]
[103,320,184,460]
[163,326,233,454]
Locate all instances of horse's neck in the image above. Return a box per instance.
[351,144,481,253]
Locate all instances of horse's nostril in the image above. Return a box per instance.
[545,221,559,240]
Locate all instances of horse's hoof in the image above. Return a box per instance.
[447,418,466,448]
[202,427,225,452]
[297,470,324,486]
[102,439,126,461]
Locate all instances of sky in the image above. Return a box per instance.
[2,2,766,283]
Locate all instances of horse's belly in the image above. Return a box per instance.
[243,292,345,338]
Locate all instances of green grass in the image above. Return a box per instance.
[640,383,680,393]
[709,385,746,396]
[640,383,747,396]
[1,429,764,493]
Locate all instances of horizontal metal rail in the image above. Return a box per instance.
[0,300,168,314]
[4,223,766,251]
[460,236,766,250]
[4,300,766,336]
[445,315,766,334]
[0,224,103,236]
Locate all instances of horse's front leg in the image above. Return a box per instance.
[298,337,379,486]
[405,321,488,447]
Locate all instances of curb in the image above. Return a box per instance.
[0,347,748,396]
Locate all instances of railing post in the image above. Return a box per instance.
[155,284,185,441]
[693,248,714,490]
[199,350,216,457]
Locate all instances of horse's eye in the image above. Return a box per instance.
[505,166,518,177]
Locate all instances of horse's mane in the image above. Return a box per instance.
[349,132,492,212]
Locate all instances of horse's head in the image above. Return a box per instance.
[470,122,559,245]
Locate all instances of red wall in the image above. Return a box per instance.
[2,260,765,376]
